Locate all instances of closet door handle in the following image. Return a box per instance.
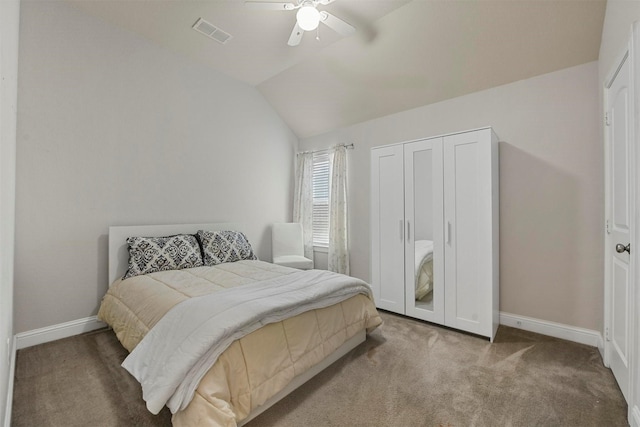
[407,221,411,241]
[445,221,451,244]
[399,220,404,241]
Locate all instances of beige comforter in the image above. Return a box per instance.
[98,260,382,426]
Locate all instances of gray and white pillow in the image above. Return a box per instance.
[123,234,203,279]
[197,230,257,266]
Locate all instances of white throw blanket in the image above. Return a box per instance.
[122,269,373,415]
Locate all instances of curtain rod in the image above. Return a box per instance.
[297,143,354,156]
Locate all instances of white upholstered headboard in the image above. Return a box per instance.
[108,222,243,285]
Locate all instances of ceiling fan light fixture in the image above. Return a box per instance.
[296,5,320,31]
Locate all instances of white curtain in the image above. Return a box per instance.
[293,152,314,260]
[328,145,349,275]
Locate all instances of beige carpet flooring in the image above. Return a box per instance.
[12,311,628,426]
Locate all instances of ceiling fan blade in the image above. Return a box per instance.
[317,0,337,5]
[244,1,296,11]
[319,11,355,36]
[288,22,304,46]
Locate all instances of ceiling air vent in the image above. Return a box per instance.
[192,18,232,44]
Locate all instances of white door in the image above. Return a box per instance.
[404,138,444,323]
[371,145,405,314]
[443,131,494,338]
[606,52,634,403]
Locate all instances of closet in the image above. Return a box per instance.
[370,127,499,341]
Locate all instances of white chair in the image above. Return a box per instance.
[271,223,314,270]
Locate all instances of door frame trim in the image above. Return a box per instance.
[632,21,640,427]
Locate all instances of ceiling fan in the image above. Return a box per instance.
[245,0,356,46]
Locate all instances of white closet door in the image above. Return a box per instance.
[404,138,445,323]
[371,145,405,314]
[443,130,494,337]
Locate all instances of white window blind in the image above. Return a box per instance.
[312,152,330,247]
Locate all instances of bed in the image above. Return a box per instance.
[414,239,433,300]
[97,223,382,426]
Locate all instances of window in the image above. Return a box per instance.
[312,152,330,247]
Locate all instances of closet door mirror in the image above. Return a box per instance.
[404,138,444,323]
[412,148,435,309]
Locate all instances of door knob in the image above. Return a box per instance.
[616,243,631,254]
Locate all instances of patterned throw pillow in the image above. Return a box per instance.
[123,234,203,279]
[197,230,257,266]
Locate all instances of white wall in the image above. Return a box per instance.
[599,1,640,80]
[0,0,19,423]
[14,1,297,333]
[301,62,602,332]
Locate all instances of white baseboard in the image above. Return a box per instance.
[4,335,16,427]
[15,316,106,350]
[632,405,640,427]
[500,312,603,347]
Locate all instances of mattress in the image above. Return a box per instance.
[98,260,382,426]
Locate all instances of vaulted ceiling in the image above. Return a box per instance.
[66,0,606,138]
